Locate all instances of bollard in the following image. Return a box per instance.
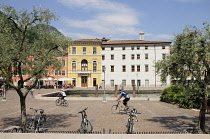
[114,85,118,97]
[109,129,112,134]
[132,85,136,97]
[102,128,105,134]
[95,85,98,97]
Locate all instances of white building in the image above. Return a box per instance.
[101,34,171,89]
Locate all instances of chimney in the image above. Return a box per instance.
[139,33,145,40]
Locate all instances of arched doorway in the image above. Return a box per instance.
[81,59,88,87]
[81,59,88,71]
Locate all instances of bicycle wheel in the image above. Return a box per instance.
[34,120,40,133]
[125,106,134,113]
[127,120,134,134]
[17,128,23,133]
[80,121,86,133]
[55,99,60,106]
[126,119,130,132]
[186,127,201,134]
[36,116,46,133]
[27,119,36,130]
[63,100,69,107]
[11,128,17,133]
[111,105,120,114]
[86,120,93,133]
[79,120,93,133]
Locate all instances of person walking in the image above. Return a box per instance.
[29,88,35,98]
[0,84,4,97]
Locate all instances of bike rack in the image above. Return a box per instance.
[0,129,191,134]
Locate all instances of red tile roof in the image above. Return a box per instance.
[73,39,102,43]
[102,40,171,45]
[73,39,171,45]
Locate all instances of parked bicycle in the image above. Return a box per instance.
[27,108,46,132]
[111,100,134,114]
[186,127,201,134]
[11,127,23,133]
[55,97,68,106]
[78,107,93,133]
[126,109,138,134]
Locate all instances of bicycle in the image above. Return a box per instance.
[55,97,68,106]
[186,127,201,134]
[111,100,134,114]
[11,127,23,133]
[27,108,46,132]
[126,109,138,134]
[78,107,93,133]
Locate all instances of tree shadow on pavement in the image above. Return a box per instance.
[1,113,78,131]
[146,116,210,131]
[1,117,21,129]
[43,113,78,130]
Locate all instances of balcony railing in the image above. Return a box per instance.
[69,70,101,73]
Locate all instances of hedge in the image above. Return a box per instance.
[160,85,201,109]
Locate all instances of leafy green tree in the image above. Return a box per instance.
[0,5,71,130]
[156,23,210,132]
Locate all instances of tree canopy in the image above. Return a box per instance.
[155,22,210,132]
[0,5,71,130]
[0,5,71,90]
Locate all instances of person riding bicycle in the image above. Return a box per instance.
[116,89,130,110]
[57,89,66,105]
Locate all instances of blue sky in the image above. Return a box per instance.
[1,0,210,41]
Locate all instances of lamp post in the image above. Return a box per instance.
[137,73,139,94]
[102,66,107,102]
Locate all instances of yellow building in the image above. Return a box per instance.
[68,39,103,87]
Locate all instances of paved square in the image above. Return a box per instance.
[0,89,209,133]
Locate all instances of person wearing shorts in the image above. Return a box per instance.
[116,89,130,109]
[57,89,66,105]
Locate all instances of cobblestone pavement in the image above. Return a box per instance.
[0,89,210,133]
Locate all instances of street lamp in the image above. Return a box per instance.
[137,73,139,94]
[102,66,107,102]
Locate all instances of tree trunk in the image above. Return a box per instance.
[20,95,27,131]
[199,95,207,133]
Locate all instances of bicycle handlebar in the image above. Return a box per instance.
[129,109,138,117]
[78,107,88,114]
[30,108,44,113]
[129,113,137,117]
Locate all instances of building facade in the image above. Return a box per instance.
[68,35,171,89]
[101,40,171,89]
[5,34,171,89]
[11,55,68,88]
[68,39,102,87]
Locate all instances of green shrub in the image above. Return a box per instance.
[160,85,201,109]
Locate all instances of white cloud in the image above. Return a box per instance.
[57,0,142,39]
[58,28,97,39]
[63,17,139,36]
[57,0,134,13]
[155,34,173,40]
[96,13,138,26]
[146,33,173,41]
[168,0,204,2]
